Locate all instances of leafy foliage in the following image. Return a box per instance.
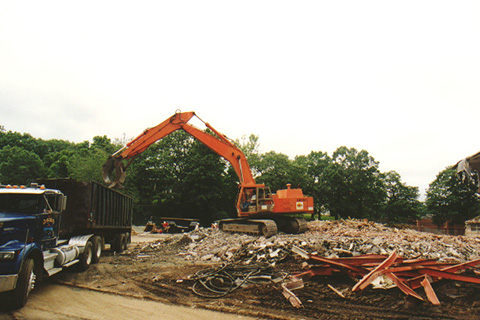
[293,151,331,214]
[0,131,118,184]
[126,131,237,224]
[426,167,480,225]
[382,171,423,223]
[0,146,47,184]
[322,147,386,220]
[1,128,428,226]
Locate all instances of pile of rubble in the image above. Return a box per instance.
[156,219,480,264]
[132,219,480,309]
[306,220,480,261]
[291,248,480,306]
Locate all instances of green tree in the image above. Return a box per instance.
[129,131,195,221]
[181,138,237,223]
[127,130,237,224]
[382,171,423,223]
[426,167,480,226]
[91,135,118,154]
[67,136,118,182]
[68,148,110,182]
[324,146,385,220]
[0,131,73,160]
[46,151,72,178]
[0,146,47,184]
[254,151,308,193]
[294,151,331,214]
[236,134,262,178]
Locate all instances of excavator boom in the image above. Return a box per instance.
[103,111,256,187]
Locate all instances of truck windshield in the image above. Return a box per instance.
[0,194,46,214]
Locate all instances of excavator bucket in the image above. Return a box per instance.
[102,157,126,188]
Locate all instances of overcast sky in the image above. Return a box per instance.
[1,1,479,198]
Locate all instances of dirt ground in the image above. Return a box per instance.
[49,227,480,320]
[0,283,254,320]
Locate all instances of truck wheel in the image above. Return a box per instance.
[12,258,36,309]
[113,233,126,253]
[78,240,93,271]
[91,236,102,264]
[121,233,128,251]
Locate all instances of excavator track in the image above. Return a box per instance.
[219,219,278,237]
[295,218,308,233]
[274,217,308,234]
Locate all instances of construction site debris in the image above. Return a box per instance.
[281,277,304,308]
[135,220,480,265]
[129,219,480,313]
[292,249,480,305]
[191,240,290,298]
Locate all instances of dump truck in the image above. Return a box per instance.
[0,179,133,308]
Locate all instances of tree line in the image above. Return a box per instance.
[0,128,479,226]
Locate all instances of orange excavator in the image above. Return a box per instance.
[102,111,314,237]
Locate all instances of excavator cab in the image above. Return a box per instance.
[237,186,275,216]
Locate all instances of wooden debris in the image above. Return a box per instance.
[327,284,346,298]
[294,251,480,305]
[420,276,440,305]
[281,278,304,308]
[352,250,398,292]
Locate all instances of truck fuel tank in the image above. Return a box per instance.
[50,245,79,266]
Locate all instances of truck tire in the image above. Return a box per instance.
[121,233,128,251]
[78,240,93,271]
[91,236,102,264]
[112,233,125,253]
[12,258,36,309]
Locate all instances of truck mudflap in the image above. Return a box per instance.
[0,274,18,292]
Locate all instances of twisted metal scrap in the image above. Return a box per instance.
[192,243,290,298]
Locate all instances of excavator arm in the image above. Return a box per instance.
[103,111,257,188]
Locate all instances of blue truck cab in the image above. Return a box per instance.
[0,180,130,309]
[0,179,133,309]
[0,183,92,309]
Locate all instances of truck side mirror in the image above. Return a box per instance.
[58,195,67,212]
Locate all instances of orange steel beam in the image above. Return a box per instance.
[385,272,423,301]
[352,250,398,292]
[309,256,369,276]
[441,259,480,273]
[420,276,441,305]
[407,260,480,289]
[418,268,480,284]
[325,255,403,266]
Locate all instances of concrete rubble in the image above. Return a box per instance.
[135,219,480,308]
[158,219,480,264]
